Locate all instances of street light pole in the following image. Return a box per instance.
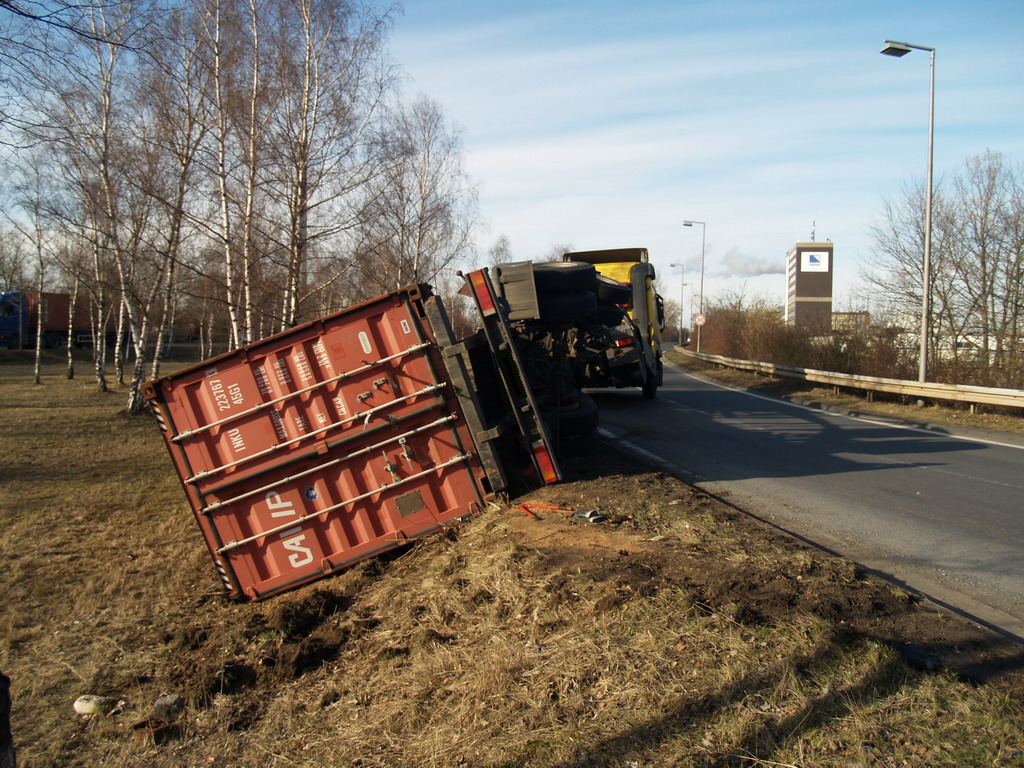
[683,220,706,352]
[683,282,691,342]
[881,39,935,383]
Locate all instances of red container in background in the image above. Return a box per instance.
[144,286,494,600]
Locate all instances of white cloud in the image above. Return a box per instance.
[713,247,786,278]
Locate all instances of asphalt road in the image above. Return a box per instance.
[590,360,1024,640]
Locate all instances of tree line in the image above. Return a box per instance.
[866,150,1024,386]
[1,0,477,410]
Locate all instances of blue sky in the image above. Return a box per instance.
[391,0,1024,314]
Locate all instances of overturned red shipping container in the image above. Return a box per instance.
[145,283,556,600]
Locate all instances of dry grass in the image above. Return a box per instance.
[2,358,1023,767]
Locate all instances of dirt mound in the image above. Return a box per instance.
[516,450,1024,684]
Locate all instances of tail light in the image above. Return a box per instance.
[467,270,497,316]
[531,441,560,484]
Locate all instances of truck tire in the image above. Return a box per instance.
[542,393,600,456]
[533,262,597,295]
[537,291,597,324]
[543,392,599,439]
[593,303,626,327]
[641,364,658,399]
[594,274,631,305]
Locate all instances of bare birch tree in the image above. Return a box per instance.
[1,0,146,138]
[138,3,210,376]
[867,151,1024,385]
[194,0,245,347]
[25,0,172,408]
[232,0,258,341]
[5,0,474,389]
[352,95,477,298]
[487,233,513,266]
[263,0,395,328]
[0,227,30,288]
[11,163,51,383]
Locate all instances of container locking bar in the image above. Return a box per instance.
[215,452,474,554]
[171,342,431,443]
[185,383,446,483]
[199,415,460,515]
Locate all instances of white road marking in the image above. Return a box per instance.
[664,360,1024,452]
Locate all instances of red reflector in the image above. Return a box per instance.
[532,441,559,484]
[614,337,635,348]
[468,270,497,316]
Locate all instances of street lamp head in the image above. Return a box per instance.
[880,41,912,57]
[683,221,694,227]
[881,39,934,56]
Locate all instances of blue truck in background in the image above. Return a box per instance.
[0,291,96,349]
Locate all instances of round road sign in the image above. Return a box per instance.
[694,313,707,326]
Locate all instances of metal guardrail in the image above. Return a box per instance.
[678,349,1024,410]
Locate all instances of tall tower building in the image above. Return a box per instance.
[785,242,834,331]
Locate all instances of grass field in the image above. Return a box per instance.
[2,356,1023,767]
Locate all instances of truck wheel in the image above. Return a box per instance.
[542,393,600,456]
[533,262,597,295]
[43,331,63,349]
[543,392,600,439]
[537,291,597,324]
[593,303,625,327]
[5,334,19,350]
[594,274,631,304]
[641,365,658,399]
[638,364,655,403]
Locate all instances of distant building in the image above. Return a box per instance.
[785,242,833,332]
[831,311,871,333]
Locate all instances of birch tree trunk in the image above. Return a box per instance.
[143,6,209,378]
[268,0,395,326]
[89,241,109,393]
[197,0,243,348]
[33,253,43,385]
[66,277,79,379]
[240,0,271,341]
